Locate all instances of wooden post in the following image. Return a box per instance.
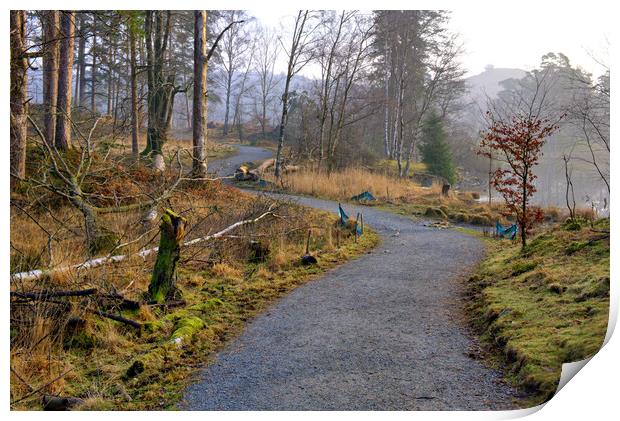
[148,209,187,303]
[305,229,311,254]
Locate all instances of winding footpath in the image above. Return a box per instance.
[182,145,518,410]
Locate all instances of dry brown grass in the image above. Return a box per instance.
[210,262,243,280]
[268,167,437,202]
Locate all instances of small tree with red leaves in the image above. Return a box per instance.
[480,112,561,248]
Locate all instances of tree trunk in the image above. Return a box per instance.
[148,209,186,303]
[183,72,191,129]
[90,14,97,113]
[106,54,113,115]
[143,11,173,170]
[395,76,404,177]
[129,26,139,157]
[521,169,528,248]
[192,10,208,177]
[223,70,232,136]
[55,11,75,150]
[10,10,28,183]
[41,11,59,146]
[76,13,87,107]
[383,39,391,158]
[274,76,291,178]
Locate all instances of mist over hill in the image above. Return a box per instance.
[466,65,527,99]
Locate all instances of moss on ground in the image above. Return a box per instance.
[466,218,609,407]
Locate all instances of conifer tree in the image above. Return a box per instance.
[419,112,456,184]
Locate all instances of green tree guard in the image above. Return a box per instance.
[148,209,187,303]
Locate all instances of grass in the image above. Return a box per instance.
[465,218,610,406]
[266,166,433,203]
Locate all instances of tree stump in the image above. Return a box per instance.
[148,209,186,303]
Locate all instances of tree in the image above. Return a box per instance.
[253,26,280,137]
[55,11,76,150]
[192,10,208,177]
[480,112,560,248]
[90,13,98,112]
[75,13,87,108]
[10,10,28,183]
[274,10,317,178]
[126,11,142,157]
[191,11,244,176]
[372,11,464,177]
[215,10,250,137]
[41,11,60,146]
[143,10,171,168]
[419,112,456,184]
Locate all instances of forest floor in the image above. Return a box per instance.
[9,137,377,410]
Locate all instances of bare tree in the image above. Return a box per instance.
[215,10,251,137]
[253,26,280,138]
[192,10,208,177]
[274,10,318,178]
[191,11,245,176]
[563,153,576,220]
[315,11,352,168]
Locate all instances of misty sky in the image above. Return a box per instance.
[248,8,610,78]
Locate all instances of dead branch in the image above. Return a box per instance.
[90,309,142,329]
[11,368,75,406]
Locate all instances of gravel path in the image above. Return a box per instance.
[182,146,518,410]
[209,145,273,177]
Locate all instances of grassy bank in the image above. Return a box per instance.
[465,218,610,406]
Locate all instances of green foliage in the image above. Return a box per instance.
[419,112,456,184]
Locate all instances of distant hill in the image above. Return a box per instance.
[465,65,527,102]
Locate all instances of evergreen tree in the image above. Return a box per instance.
[419,112,456,184]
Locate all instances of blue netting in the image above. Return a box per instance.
[496,221,518,240]
[351,191,376,202]
[338,204,349,225]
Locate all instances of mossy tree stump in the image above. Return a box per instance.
[148,209,187,303]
